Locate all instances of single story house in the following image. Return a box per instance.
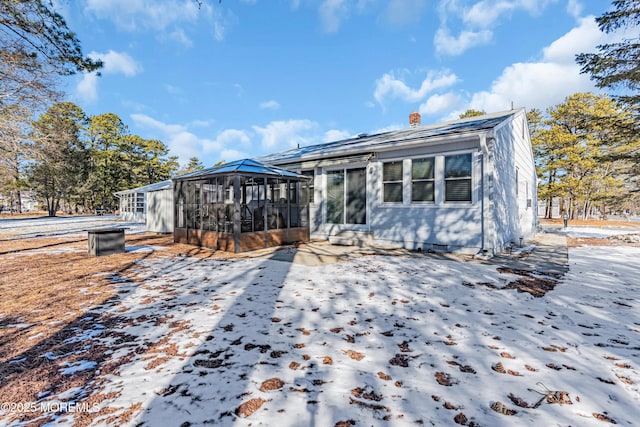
[259,108,537,255]
[114,180,174,233]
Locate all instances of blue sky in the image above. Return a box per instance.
[56,0,614,167]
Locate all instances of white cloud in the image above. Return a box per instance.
[465,16,607,113]
[436,0,559,56]
[76,73,99,103]
[216,129,252,147]
[434,27,493,56]
[131,113,222,163]
[374,70,459,105]
[462,0,555,27]
[131,114,333,164]
[130,114,328,165]
[324,129,351,142]
[319,0,349,33]
[542,16,602,64]
[566,0,583,18]
[164,84,182,95]
[220,148,248,162]
[84,0,200,31]
[76,50,142,103]
[381,0,428,26]
[83,0,232,43]
[253,120,319,149]
[89,50,143,76]
[259,100,281,110]
[188,119,214,128]
[419,92,463,115]
[167,29,193,47]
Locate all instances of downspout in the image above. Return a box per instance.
[479,134,491,256]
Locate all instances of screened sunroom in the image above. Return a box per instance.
[173,159,310,253]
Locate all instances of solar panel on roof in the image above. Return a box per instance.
[257,111,516,164]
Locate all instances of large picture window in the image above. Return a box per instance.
[327,168,366,224]
[411,158,435,202]
[445,154,472,202]
[383,161,403,203]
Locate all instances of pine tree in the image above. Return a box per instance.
[576,0,640,111]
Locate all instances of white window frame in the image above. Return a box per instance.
[382,160,404,204]
[444,153,473,203]
[410,157,436,204]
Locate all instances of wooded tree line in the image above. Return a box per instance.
[0,1,180,215]
[2,101,180,215]
[30,103,179,215]
[528,93,639,219]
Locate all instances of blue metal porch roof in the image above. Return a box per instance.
[175,158,307,180]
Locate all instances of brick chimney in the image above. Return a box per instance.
[409,111,421,127]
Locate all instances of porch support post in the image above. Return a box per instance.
[233,175,241,253]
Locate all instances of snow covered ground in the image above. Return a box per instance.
[0,218,638,426]
[0,215,145,240]
[557,226,639,238]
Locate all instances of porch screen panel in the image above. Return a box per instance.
[135,193,144,213]
[175,181,186,228]
[346,168,366,224]
[301,170,314,203]
[326,170,344,224]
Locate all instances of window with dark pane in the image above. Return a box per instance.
[301,170,314,203]
[411,158,435,202]
[445,154,472,202]
[383,161,403,203]
[326,170,344,224]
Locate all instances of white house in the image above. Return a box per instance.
[114,180,174,232]
[259,109,537,255]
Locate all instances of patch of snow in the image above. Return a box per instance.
[60,360,97,375]
[37,390,52,400]
[3,323,33,329]
[63,327,105,344]
[42,352,62,361]
[125,245,167,253]
[558,226,638,238]
[512,244,536,254]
